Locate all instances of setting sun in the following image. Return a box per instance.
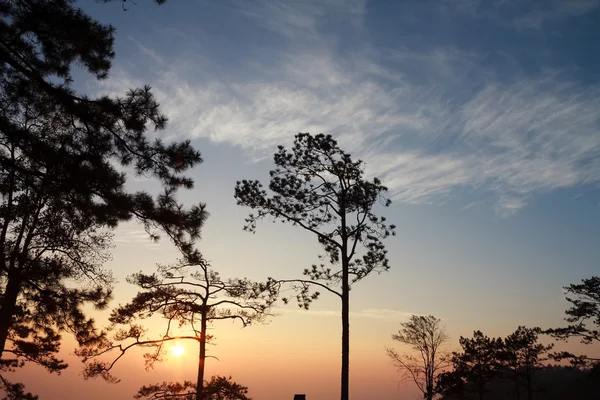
[170,344,185,357]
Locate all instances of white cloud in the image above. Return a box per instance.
[96,1,600,216]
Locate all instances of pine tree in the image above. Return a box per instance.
[0,130,114,397]
[235,133,395,400]
[503,326,553,400]
[437,331,504,400]
[0,0,206,396]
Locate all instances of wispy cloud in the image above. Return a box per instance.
[236,0,366,40]
[97,0,600,216]
[128,36,164,65]
[114,225,160,248]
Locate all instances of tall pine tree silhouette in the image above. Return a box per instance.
[0,1,206,396]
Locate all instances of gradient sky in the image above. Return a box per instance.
[12,1,600,399]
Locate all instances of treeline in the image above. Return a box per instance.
[384,278,600,400]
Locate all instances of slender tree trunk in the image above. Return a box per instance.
[340,257,350,400]
[0,273,21,357]
[514,375,521,400]
[196,312,208,400]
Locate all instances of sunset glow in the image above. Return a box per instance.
[171,344,185,357]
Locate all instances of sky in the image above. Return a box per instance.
[11,0,600,399]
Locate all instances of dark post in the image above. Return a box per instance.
[294,395,306,400]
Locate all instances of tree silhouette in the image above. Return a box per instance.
[235,133,395,400]
[135,376,251,400]
[502,326,553,400]
[385,315,450,400]
[1,0,207,395]
[546,277,600,345]
[545,276,600,369]
[78,249,276,400]
[0,0,205,249]
[437,331,504,400]
[0,122,115,397]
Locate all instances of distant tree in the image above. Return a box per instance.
[385,315,450,400]
[78,249,276,400]
[437,331,504,400]
[502,326,553,400]
[134,375,251,400]
[235,133,395,400]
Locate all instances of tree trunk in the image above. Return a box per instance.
[341,263,349,400]
[514,375,521,400]
[0,273,21,357]
[196,311,208,400]
[426,384,433,400]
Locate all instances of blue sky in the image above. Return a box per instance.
[24,1,599,399]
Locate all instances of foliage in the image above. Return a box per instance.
[546,276,600,345]
[0,0,206,249]
[385,315,450,400]
[544,276,600,372]
[77,250,276,400]
[502,326,553,400]
[439,328,554,400]
[235,132,395,400]
[439,365,598,400]
[235,133,395,301]
[0,135,114,395]
[437,331,504,399]
[0,373,38,400]
[135,376,251,400]
[0,0,205,397]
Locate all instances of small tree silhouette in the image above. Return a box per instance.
[385,315,450,400]
[78,249,276,400]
